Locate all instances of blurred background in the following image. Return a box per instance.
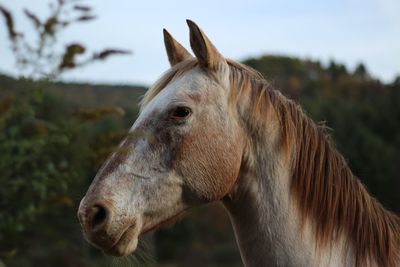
[0,0,399,266]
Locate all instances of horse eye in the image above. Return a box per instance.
[171,106,192,119]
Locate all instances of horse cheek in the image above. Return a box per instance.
[176,121,243,202]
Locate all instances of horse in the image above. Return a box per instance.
[77,20,400,267]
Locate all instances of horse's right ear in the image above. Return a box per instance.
[163,29,192,66]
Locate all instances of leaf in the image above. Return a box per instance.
[23,9,41,28]
[73,5,92,12]
[43,16,58,36]
[76,15,97,22]
[0,95,15,117]
[93,49,132,60]
[0,5,20,40]
[58,43,86,69]
[76,16,97,21]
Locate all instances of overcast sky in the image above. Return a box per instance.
[1,0,399,85]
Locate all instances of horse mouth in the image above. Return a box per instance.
[103,209,188,257]
[105,224,140,256]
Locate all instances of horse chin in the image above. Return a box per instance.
[105,225,140,257]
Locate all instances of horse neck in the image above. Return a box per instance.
[222,87,400,266]
[222,91,350,267]
[223,138,322,267]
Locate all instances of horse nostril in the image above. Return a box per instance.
[89,204,108,231]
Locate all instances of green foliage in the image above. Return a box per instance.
[0,68,147,266]
[0,1,134,266]
[0,91,81,237]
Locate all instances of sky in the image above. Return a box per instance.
[0,0,399,86]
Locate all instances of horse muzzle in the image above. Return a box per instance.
[77,197,142,256]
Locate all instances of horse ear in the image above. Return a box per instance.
[163,29,192,66]
[186,19,224,70]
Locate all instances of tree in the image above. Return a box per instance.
[0,1,132,266]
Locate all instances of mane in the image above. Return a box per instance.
[140,58,400,267]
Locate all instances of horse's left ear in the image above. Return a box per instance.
[187,20,225,71]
